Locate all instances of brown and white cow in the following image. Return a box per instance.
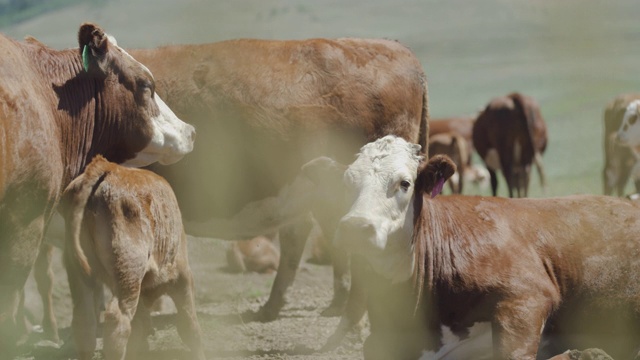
[61,156,204,360]
[0,23,194,354]
[126,38,429,320]
[428,132,469,194]
[603,93,640,196]
[472,92,547,197]
[317,135,640,359]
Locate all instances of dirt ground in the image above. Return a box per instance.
[18,235,368,360]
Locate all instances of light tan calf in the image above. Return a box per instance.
[61,156,204,360]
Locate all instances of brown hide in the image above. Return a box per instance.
[602,93,640,196]
[472,92,548,197]
[61,156,204,360]
[382,157,640,360]
[0,24,171,351]
[130,38,428,220]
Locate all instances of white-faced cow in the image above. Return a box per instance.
[0,23,194,354]
[125,38,429,321]
[603,94,640,196]
[472,92,547,197]
[616,99,640,192]
[61,156,204,360]
[316,135,640,359]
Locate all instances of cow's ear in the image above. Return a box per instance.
[415,155,456,198]
[78,23,111,75]
[301,156,347,187]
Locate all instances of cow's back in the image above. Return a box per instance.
[131,38,427,220]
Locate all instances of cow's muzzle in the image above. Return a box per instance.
[336,216,376,251]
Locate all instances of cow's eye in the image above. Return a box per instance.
[630,116,638,125]
[137,79,154,96]
[400,180,411,191]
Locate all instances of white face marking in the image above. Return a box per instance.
[109,37,195,167]
[617,100,640,147]
[336,135,422,281]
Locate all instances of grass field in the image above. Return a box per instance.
[5,1,640,358]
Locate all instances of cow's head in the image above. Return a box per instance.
[78,23,195,167]
[337,136,424,282]
[617,100,640,148]
[303,136,456,283]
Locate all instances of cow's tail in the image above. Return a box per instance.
[61,157,108,278]
[418,71,430,156]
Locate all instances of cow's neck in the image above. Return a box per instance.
[24,44,103,184]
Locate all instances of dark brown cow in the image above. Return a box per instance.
[0,23,194,354]
[428,132,469,194]
[472,92,547,197]
[127,38,429,320]
[327,136,640,359]
[61,156,204,360]
[602,93,640,196]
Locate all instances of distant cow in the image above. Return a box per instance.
[603,94,640,196]
[61,156,204,360]
[317,135,640,359]
[0,23,194,353]
[226,235,280,274]
[472,92,547,197]
[430,115,476,153]
[616,99,640,191]
[428,132,469,194]
[128,38,429,320]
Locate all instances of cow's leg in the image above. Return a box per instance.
[322,255,367,351]
[125,301,151,360]
[66,269,98,360]
[487,168,499,196]
[256,216,313,321]
[103,292,139,360]
[321,248,349,317]
[168,268,205,360]
[492,298,549,360]
[0,216,46,358]
[34,242,60,343]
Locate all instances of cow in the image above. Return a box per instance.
[428,132,469,194]
[226,234,280,274]
[0,23,194,355]
[60,156,204,360]
[125,38,429,321]
[472,92,547,197]
[603,94,640,196]
[313,135,640,359]
[430,116,476,151]
[616,99,640,191]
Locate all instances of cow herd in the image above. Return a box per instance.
[2,22,640,360]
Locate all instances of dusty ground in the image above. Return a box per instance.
[18,236,368,360]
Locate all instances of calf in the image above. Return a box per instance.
[323,135,640,359]
[428,132,469,194]
[61,156,204,360]
[472,92,547,197]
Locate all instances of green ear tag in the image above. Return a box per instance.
[82,45,90,72]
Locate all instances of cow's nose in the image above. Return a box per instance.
[337,216,376,247]
[189,125,196,143]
